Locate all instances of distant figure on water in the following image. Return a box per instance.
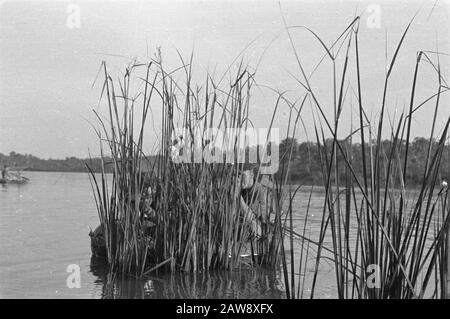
[442,179,448,188]
[1,165,8,179]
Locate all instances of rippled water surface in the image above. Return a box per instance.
[0,171,341,298]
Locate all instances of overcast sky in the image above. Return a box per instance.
[0,0,449,159]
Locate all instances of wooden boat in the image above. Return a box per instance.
[0,177,28,185]
[89,219,156,260]
[0,169,29,185]
[89,225,107,259]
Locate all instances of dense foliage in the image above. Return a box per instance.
[2,136,449,186]
[277,137,450,186]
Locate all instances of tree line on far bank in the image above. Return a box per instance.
[276,136,450,187]
[1,136,449,186]
[0,152,113,173]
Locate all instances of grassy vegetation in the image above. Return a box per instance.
[276,137,450,186]
[85,14,450,298]
[279,15,450,299]
[86,53,286,277]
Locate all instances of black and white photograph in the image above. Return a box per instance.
[0,0,450,304]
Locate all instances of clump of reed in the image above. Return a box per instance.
[85,14,450,299]
[279,14,450,298]
[86,53,285,277]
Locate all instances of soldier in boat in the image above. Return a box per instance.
[238,166,274,238]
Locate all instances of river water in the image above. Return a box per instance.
[0,171,352,299]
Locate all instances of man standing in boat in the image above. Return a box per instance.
[2,165,8,179]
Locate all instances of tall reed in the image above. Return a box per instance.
[85,14,450,299]
[86,54,287,277]
[279,13,450,298]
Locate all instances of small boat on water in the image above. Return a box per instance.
[0,167,29,185]
[0,176,29,185]
[0,178,28,185]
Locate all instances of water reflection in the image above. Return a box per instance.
[90,257,284,299]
